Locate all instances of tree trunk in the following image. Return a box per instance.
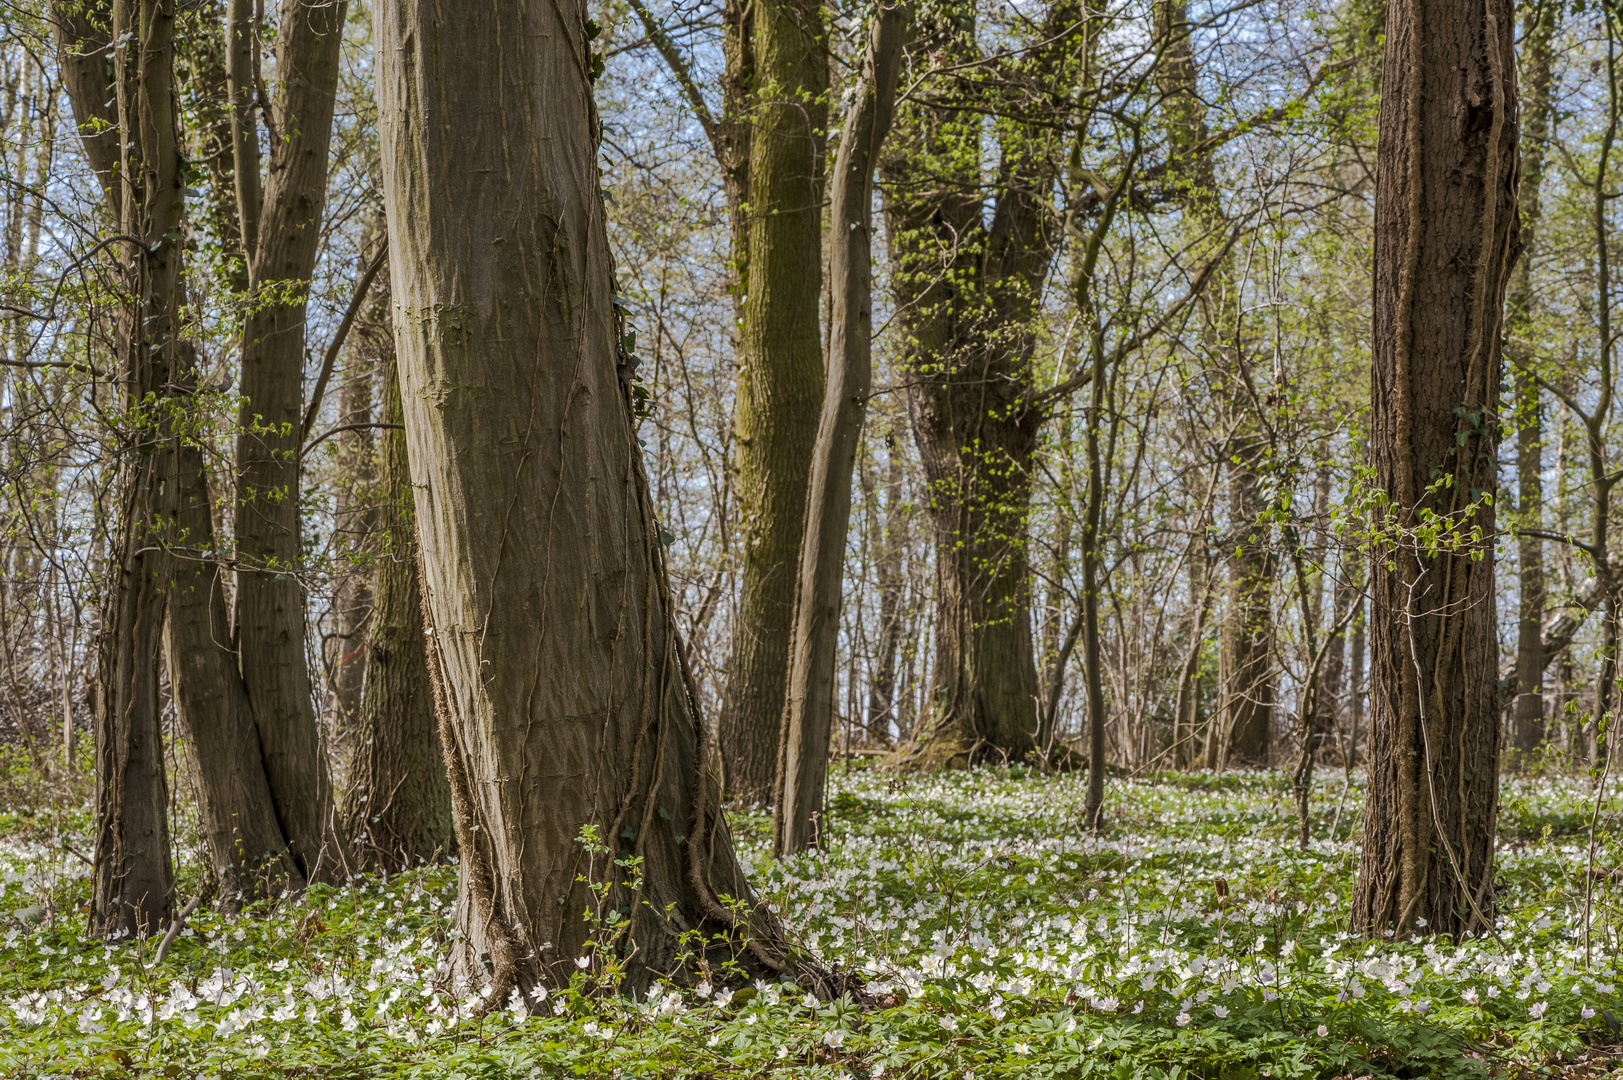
[863,421,908,741]
[1220,443,1275,766]
[81,0,185,939]
[161,369,305,903]
[776,4,905,855]
[340,359,455,872]
[882,3,1067,770]
[231,0,350,881]
[1352,0,1517,938]
[375,0,789,996]
[716,0,830,803]
[325,356,377,746]
[1509,2,1556,760]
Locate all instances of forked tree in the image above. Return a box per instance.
[1353,0,1518,937]
[374,0,790,994]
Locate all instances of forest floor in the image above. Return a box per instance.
[1,759,1621,1078]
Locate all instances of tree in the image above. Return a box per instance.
[339,357,455,871]
[880,0,1068,769]
[1352,0,1517,937]
[53,0,181,937]
[374,0,789,994]
[776,2,906,855]
[1507,0,1557,761]
[626,0,830,802]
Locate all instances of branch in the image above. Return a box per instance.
[1499,577,1607,700]
[302,421,404,458]
[623,0,721,159]
[0,357,107,378]
[300,241,389,442]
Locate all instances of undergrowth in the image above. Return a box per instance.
[1,763,1620,1078]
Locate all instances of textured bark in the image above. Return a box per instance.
[1220,456,1276,766]
[776,5,905,855]
[376,0,788,995]
[882,3,1070,769]
[1508,3,1555,759]
[716,0,829,803]
[72,0,183,939]
[232,0,349,882]
[162,389,304,903]
[325,348,377,742]
[340,361,454,872]
[1352,0,1517,938]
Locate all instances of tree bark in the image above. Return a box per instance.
[231,0,350,882]
[882,3,1070,770]
[1352,0,1517,938]
[161,368,305,903]
[776,4,906,855]
[716,0,830,803]
[375,0,789,996]
[340,359,454,872]
[78,0,184,939]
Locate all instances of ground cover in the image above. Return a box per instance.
[1,762,1620,1078]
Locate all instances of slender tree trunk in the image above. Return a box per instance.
[325,306,380,746]
[864,418,909,741]
[161,361,305,903]
[375,0,790,996]
[340,358,454,872]
[1509,1,1556,761]
[231,0,350,881]
[1222,450,1275,766]
[81,0,185,939]
[776,4,905,855]
[716,0,830,803]
[1353,0,1517,937]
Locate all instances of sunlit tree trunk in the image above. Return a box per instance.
[376,0,789,996]
[776,4,905,854]
[715,0,830,803]
[1353,0,1517,937]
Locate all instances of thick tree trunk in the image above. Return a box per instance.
[882,4,1066,769]
[340,360,455,871]
[1509,3,1555,760]
[1352,0,1517,938]
[376,0,789,996]
[776,4,905,855]
[83,0,185,939]
[232,0,350,881]
[716,0,829,803]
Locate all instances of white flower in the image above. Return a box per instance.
[1414,1000,1430,1016]
[802,994,819,1009]
[713,987,734,1007]
[574,956,590,969]
[1213,1005,1229,1018]
[777,1046,788,1058]
[1317,1025,1328,1037]
[823,1029,845,1048]
[1463,988,1480,1004]
[1176,1012,1191,1027]
[1529,1001,1548,1019]
[695,981,713,998]
[1582,1006,1597,1019]
[941,1014,958,1030]
[341,1007,359,1032]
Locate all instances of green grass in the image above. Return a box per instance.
[1,764,1620,1078]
